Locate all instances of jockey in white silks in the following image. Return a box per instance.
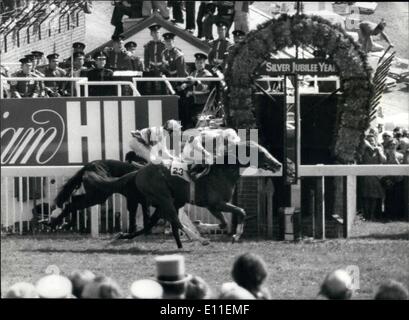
[129,119,182,164]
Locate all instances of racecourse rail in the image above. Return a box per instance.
[1,165,407,238]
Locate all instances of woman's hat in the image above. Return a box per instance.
[5,282,39,298]
[36,274,73,298]
[130,279,164,299]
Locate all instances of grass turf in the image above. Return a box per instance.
[1,221,408,299]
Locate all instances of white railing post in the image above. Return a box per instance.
[90,206,99,237]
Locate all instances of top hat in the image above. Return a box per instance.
[73,42,86,50]
[47,53,60,60]
[194,52,208,60]
[163,32,175,40]
[148,24,161,32]
[36,275,73,299]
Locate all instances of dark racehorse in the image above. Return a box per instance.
[90,141,281,248]
[41,153,149,233]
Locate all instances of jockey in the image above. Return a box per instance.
[182,121,241,179]
[129,119,182,164]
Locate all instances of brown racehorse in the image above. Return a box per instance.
[90,141,281,248]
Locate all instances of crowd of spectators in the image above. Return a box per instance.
[358,125,409,221]
[110,1,252,40]
[4,252,408,299]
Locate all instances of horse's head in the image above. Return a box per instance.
[243,141,282,173]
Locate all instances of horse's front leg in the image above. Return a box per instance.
[207,207,228,230]
[217,202,246,243]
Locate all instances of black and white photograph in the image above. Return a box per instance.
[1,0,408,309]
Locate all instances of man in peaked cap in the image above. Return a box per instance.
[105,34,133,71]
[65,51,88,96]
[161,32,188,98]
[143,24,167,94]
[43,53,68,97]
[232,29,245,44]
[208,20,233,69]
[179,52,212,128]
[85,51,115,96]
[10,57,41,98]
[124,41,144,71]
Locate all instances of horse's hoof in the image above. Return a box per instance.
[115,232,127,240]
[201,239,210,246]
[231,235,240,243]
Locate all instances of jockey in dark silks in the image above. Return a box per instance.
[182,121,241,179]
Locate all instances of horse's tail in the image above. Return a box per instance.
[55,166,87,208]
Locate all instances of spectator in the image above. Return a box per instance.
[319,269,353,300]
[196,1,208,39]
[208,20,233,69]
[381,131,394,149]
[36,274,73,298]
[155,255,190,299]
[185,1,195,33]
[111,0,132,37]
[215,1,235,38]
[5,282,39,298]
[130,279,164,299]
[233,1,253,33]
[43,53,68,97]
[10,57,40,98]
[382,139,405,220]
[374,280,409,300]
[219,282,256,299]
[86,51,115,96]
[81,276,123,298]
[69,270,96,298]
[185,275,212,299]
[358,19,394,53]
[142,1,169,19]
[124,41,144,71]
[128,0,143,18]
[143,24,167,95]
[231,252,271,299]
[162,32,188,77]
[202,2,216,42]
[105,34,133,71]
[168,0,183,24]
[358,133,386,220]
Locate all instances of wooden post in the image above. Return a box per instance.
[315,176,325,240]
[90,206,99,237]
[266,179,275,239]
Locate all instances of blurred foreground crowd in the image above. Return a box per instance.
[4,252,409,300]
